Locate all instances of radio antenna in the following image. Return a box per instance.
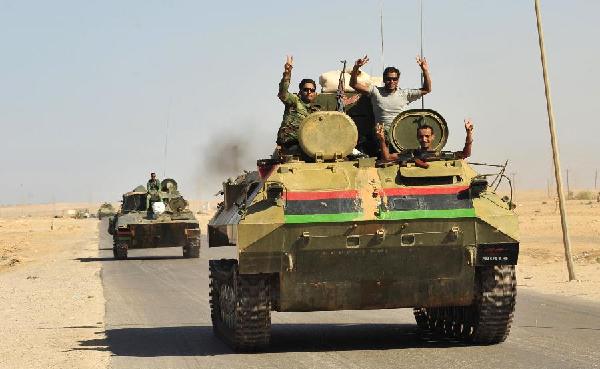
[163,98,172,179]
[380,1,385,72]
[420,0,425,109]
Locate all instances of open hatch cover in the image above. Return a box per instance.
[390,109,448,152]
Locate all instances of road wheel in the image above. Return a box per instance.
[469,265,517,344]
[413,265,516,344]
[209,259,271,351]
[113,241,128,260]
[413,308,430,330]
[183,238,200,258]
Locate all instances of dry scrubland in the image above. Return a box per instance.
[0,193,598,367]
[513,190,600,300]
[0,202,214,369]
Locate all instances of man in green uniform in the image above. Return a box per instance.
[276,55,322,155]
[147,172,161,192]
[146,172,162,216]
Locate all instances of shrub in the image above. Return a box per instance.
[574,191,595,200]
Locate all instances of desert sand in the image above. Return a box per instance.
[0,192,598,368]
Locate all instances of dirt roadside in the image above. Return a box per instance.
[514,190,600,301]
[0,211,109,369]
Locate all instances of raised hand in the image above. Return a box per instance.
[464,118,473,133]
[284,55,294,74]
[375,123,385,141]
[416,55,429,71]
[354,55,369,69]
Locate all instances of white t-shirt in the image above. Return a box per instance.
[369,85,422,130]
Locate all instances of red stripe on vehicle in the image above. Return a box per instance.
[286,190,359,201]
[379,186,469,196]
[258,164,278,179]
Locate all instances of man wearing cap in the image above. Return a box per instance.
[276,55,322,155]
[350,55,432,138]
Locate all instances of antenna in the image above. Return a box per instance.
[380,1,385,72]
[420,0,425,109]
[163,98,172,179]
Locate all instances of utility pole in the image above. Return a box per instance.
[20,183,24,217]
[595,169,597,190]
[566,169,570,198]
[534,0,576,280]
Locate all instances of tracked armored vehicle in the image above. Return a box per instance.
[97,202,116,219]
[108,179,201,259]
[208,108,519,351]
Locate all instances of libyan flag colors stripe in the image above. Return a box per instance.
[283,208,476,224]
[283,186,475,223]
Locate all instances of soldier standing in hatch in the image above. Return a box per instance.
[147,172,161,192]
[276,55,322,155]
[350,55,432,140]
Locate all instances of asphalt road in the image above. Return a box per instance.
[82,221,600,369]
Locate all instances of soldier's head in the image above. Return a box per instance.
[383,67,400,93]
[299,78,317,103]
[150,172,156,180]
[417,125,435,150]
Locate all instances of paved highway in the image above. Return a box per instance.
[83,221,600,369]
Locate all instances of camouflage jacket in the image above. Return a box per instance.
[147,179,161,192]
[277,78,321,145]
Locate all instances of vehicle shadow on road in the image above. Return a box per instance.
[75,256,187,262]
[74,323,468,357]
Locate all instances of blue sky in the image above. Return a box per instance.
[1,1,599,204]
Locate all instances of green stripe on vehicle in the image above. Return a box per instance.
[379,208,476,220]
[284,212,362,224]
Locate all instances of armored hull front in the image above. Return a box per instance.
[114,214,199,249]
[208,110,519,351]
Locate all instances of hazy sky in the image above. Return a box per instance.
[1,1,599,204]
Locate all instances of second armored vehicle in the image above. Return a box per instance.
[108,178,201,259]
[97,202,116,219]
[208,108,519,351]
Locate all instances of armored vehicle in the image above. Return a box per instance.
[108,179,201,259]
[97,202,116,219]
[208,108,518,351]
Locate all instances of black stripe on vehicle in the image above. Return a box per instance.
[386,193,472,211]
[285,198,363,215]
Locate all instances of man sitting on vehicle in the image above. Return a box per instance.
[147,172,161,192]
[375,119,473,168]
[146,172,162,215]
[276,55,322,155]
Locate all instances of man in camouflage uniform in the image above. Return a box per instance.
[146,172,162,216]
[147,172,161,192]
[276,55,322,155]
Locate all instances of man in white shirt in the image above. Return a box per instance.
[349,55,432,136]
